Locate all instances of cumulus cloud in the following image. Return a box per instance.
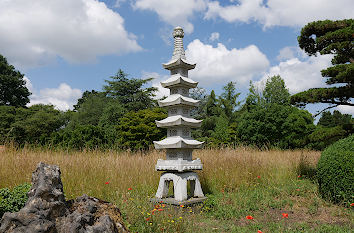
[133,0,207,33]
[205,0,354,28]
[0,0,141,68]
[209,32,220,42]
[337,105,354,115]
[185,39,269,86]
[24,77,82,111]
[257,47,333,94]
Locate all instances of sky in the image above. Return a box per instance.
[0,0,353,116]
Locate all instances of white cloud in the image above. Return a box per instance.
[0,0,141,68]
[141,71,170,100]
[114,0,127,8]
[205,0,354,28]
[185,39,269,86]
[258,48,333,94]
[133,0,207,33]
[209,32,220,41]
[24,77,82,111]
[337,105,354,115]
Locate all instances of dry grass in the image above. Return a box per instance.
[1,146,352,232]
[0,146,319,198]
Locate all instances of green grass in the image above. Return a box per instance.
[0,146,353,232]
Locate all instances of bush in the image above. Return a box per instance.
[317,134,354,204]
[0,183,31,218]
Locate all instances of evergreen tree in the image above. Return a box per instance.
[103,69,157,112]
[291,19,354,107]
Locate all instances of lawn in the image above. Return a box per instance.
[0,146,352,232]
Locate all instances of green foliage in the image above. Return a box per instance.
[318,110,353,132]
[51,125,108,150]
[116,108,167,150]
[237,104,315,149]
[219,81,241,120]
[103,69,157,112]
[0,105,66,145]
[263,75,290,105]
[0,106,16,143]
[317,134,354,204]
[292,19,354,106]
[307,126,347,150]
[0,54,30,107]
[0,183,31,218]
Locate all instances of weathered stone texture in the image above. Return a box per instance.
[0,162,127,233]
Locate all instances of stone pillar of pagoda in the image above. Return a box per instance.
[152,27,206,204]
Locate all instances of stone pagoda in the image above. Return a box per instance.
[152,27,206,204]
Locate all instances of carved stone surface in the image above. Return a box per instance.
[0,162,127,233]
[155,172,204,202]
[153,26,205,203]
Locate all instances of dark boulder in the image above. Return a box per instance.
[0,162,127,233]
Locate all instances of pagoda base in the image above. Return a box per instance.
[150,196,207,206]
[155,158,202,172]
[155,171,204,202]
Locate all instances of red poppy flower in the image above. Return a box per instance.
[296,189,300,191]
[146,217,150,221]
[128,187,132,191]
[350,203,354,207]
[298,175,301,178]
[282,213,289,218]
[257,230,263,233]
[246,215,254,220]
[105,182,109,184]
[158,209,163,211]
[257,176,261,179]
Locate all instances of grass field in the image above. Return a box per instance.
[0,146,353,232]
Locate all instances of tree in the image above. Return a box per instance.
[103,69,157,112]
[237,104,315,149]
[263,75,290,105]
[219,81,241,119]
[8,105,66,145]
[291,19,354,107]
[0,54,30,107]
[115,108,167,150]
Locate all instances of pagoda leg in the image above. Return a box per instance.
[173,174,188,201]
[156,174,170,198]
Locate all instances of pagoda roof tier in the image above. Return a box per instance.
[158,94,199,107]
[161,74,198,88]
[163,58,196,71]
[156,115,202,128]
[154,136,204,149]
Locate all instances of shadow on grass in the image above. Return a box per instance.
[296,154,317,182]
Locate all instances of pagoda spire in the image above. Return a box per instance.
[171,27,186,60]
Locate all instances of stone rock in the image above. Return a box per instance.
[0,162,127,233]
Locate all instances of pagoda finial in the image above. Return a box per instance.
[172,27,186,60]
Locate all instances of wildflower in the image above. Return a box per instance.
[171,220,174,223]
[282,213,289,218]
[350,203,354,207]
[258,231,263,233]
[180,205,184,208]
[149,223,152,225]
[162,204,166,207]
[179,217,182,219]
[105,182,109,184]
[246,215,254,220]
[257,176,261,179]
[298,175,301,178]
[128,187,132,191]
[296,189,300,191]
[158,209,163,211]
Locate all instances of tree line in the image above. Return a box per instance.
[0,19,353,151]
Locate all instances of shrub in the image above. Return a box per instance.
[317,134,354,204]
[0,183,31,218]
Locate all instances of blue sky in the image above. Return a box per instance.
[0,0,353,116]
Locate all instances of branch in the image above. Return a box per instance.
[313,104,339,117]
